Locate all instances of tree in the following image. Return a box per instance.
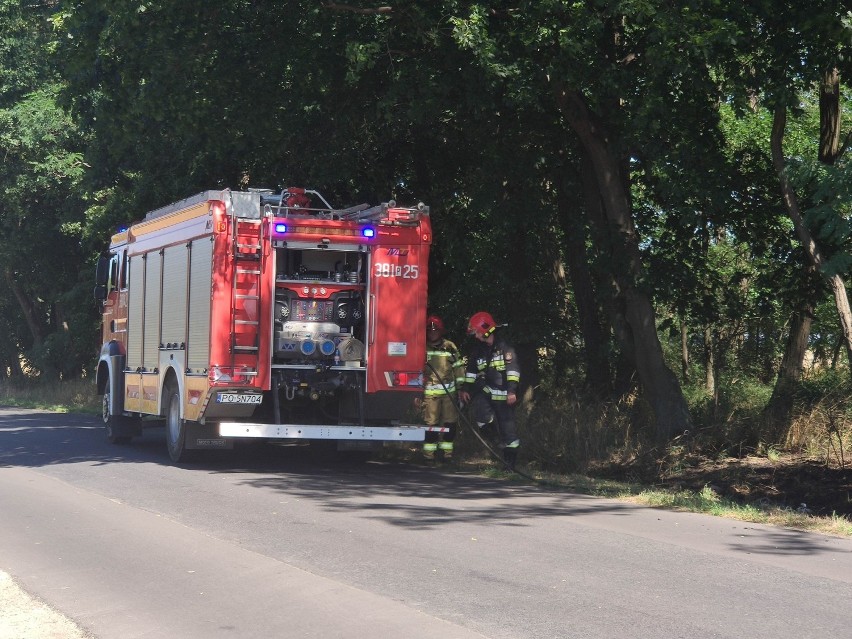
[449,2,717,439]
[0,0,90,378]
[712,1,852,431]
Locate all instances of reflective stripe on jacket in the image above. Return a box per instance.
[464,334,520,400]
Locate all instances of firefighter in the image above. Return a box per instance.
[416,314,465,461]
[458,311,521,471]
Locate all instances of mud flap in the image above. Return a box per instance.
[184,421,234,450]
[109,413,143,440]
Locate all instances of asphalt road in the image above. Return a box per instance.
[1,407,851,639]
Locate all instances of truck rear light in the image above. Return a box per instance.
[211,366,232,382]
[209,366,255,385]
[384,371,424,387]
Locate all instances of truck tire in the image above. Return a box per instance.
[102,374,134,444]
[164,382,189,463]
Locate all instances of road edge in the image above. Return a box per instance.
[0,570,92,639]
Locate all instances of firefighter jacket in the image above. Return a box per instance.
[464,334,520,401]
[424,338,466,397]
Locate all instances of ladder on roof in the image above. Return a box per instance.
[228,193,263,379]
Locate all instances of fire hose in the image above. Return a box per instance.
[425,361,536,482]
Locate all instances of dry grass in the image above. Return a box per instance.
[785,404,851,468]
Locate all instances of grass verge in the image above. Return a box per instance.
[0,379,100,414]
[457,457,852,538]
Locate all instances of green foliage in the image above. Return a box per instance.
[0,0,91,379]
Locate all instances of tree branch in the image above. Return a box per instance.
[770,106,823,269]
[837,127,852,162]
[322,3,393,14]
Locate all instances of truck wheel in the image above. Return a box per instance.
[164,383,189,463]
[102,377,133,444]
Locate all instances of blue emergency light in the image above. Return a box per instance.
[274,223,288,234]
[362,227,376,238]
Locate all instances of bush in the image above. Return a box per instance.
[516,385,643,474]
[0,378,99,413]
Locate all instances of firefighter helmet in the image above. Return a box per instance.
[467,311,496,338]
[426,314,445,333]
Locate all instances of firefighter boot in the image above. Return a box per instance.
[438,440,454,461]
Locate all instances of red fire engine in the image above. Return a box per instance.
[94,188,435,462]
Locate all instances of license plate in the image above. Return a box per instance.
[216,393,263,404]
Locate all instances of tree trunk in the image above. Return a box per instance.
[556,161,611,396]
[764,300,814,442]
[771,106,852,379]
[819,67,841,165]
[704,326,715,396]
[0,356,24,381]
[580,152,637,397]
[554,84,691,441]
[5,267,44,347]
[831,336,842,369]
[680,321,689,382]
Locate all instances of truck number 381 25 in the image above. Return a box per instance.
[374,263,419,279]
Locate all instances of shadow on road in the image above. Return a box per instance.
[0,407,639,522]
[727,527,848,556]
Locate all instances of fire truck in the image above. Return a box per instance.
[94,187,435,462]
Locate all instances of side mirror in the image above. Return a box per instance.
[95,255,110,286]
[93,284,107,302]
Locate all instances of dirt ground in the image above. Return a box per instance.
[597,454,852,518]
